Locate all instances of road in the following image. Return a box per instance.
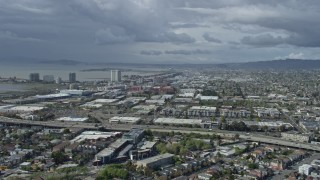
[281,110,307,133]
[1,116,320,152]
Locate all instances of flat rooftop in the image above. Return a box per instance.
[70,131,121,143]
[137,153,174,164]
[56,117,88,122]
[154,118,203,125]
[109,116,141,123]
[189,106,216,111]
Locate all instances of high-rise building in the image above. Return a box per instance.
[69,73,76,83]
[111,70,121,82]
[56,77,62,84]
[29,73,40,82]
[43,75,54,82]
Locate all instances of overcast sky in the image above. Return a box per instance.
[1,0,320,64]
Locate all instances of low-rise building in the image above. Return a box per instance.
[94,148,115,164]
[187,106,216,117]
[154,118,204,127]
[109,116,141,124]
[136,153,174,169]
[299,164,313,175]
[198,173,213,180]
[254,107,280,118]
[281,132,310,143]
[220,108,251,118]
[122,128,144,145]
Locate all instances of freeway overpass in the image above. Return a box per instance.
[0,116,100,129]
[1,116,320,152]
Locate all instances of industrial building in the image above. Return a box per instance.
[198,96,219,101]
[0,105,46,113]
[136,153,174,169]
[154,118,204,127]
[111,70,121,82]
[56,117,88,122]
[132,105,157,115]
[70,131,122,144]
[109,116,141,124]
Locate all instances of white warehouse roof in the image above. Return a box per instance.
[154,118,203,125]
[109,116,141,123]
[189,106,216,111]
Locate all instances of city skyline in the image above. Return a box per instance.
[1,1,320,64]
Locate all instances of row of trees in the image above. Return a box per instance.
[156,138,214,156]
[149,130,219,140]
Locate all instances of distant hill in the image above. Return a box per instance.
[220,59,320,70]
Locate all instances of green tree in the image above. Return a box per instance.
[221,116,226,123]
[248,163,258,169]
[51,151,68,164]
[63,128,71,134]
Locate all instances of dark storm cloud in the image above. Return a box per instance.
[202,33,222,43]
[1,0,320,63]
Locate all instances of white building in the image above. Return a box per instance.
[299,164,313,175]
[56,117,88,122]
[154,118,204,127]
[109,116,141,124]
[198,95,219,101]
[111,70,121,82]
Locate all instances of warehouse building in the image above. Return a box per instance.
[109,116,141,124]
[154,118,204,127]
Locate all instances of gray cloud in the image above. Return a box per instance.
[1,0,320,63]
[165,49,212,55]
[140,50,163,56]
[170,23,209,29]
[202,33,222,43]
[95,27,135,44]
[241,34,285,46]
[0,30,43,42]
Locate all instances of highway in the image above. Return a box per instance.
[1,116,320,152]
[281,110,307,133]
